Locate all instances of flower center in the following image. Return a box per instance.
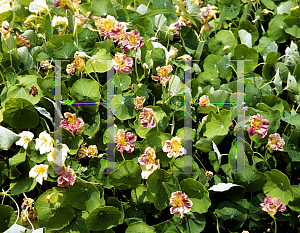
[115,56,124,67]
[251,117,262,130]
[24,136,31,144]
[271,138,277,144]
[128,34,137,45]
[172,140,181,152]
[174,195,184,207]
[158,68,169,77]
[118,135,127,146]
[103,19,114,30]
[36,167,46,174]
[68,114,77,125]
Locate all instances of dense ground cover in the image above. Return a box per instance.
[0,0,300,232]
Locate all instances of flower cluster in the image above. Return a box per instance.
[112,52,133,75]
[248,113,269,138]
[52,15,68,27]
[29,0,48,13]
[177,54,193,60]
[114,129,137,154]
[138,147,160,179]
[0,0,11,14]
[260,196,286,218]
[163,136,186,158]
[267,133,285,151]
[75,11,90,27]
[61,112,85,135]
[139,108,156,128]
[152,65,173,86]
[66,52,86,74]
[53,0,81,10]
[47,143,69,167]
[56,165,77,187]
[78,143,98,159]
[35,131,54,154]
[169,191,193,217]
[166,22,181,36]
[133,96,146,110]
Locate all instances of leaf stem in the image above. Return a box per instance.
[135,50,139,83]
[116,72,123,95]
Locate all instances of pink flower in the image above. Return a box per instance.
[109,21,127,42]
[112,52,133,75]
[56,166,76,187]
[199,95,210,106]
[152,65,173,86]
[247,114,269,138]
[268,133,285,151]
[133,96,146,110]
[15,32,30,47]
[169,191,193,216]
[163,136,185,158]
[139,108,156,128]
[120,29,144,51]
[60,112,84,135]
[260,196,286,218]
[138,147,160,179]
[114,129,136,154]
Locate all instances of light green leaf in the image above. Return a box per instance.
[274,68,283,94]
[126,222,156,233]
[287,72,299,94]
[238,29,252,48]
[203,110,232,138]
[85,49,113,73]
[219,0,240,20]
[114,94,137,120]
[283,7,300,38]
[208,30,237,56]
[0,125,20,150]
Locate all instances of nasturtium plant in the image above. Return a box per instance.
[0,0,299,232]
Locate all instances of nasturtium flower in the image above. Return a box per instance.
[29,0,48,13]
[47,144,69,167]
[110,22,128,42]
[190,0,201,5]
[60,112,85,135]
[87,145,98,158]
[139,108,156,128]
[260,196,286,218]
[167,46,178,60]
[200,4,218,23]
[0,0,11,14]
[138,147,160,179]
[78,142,88,159]
[205,170,214,180]
[152,65,173,86]
[75,11,90,27]
[177,54,192,60]
[248,113,269,138]
[169,191,193,217]
[35,131,54,154]
[15,32,30,47]
[133,96,146,110]
[56,165,76,187]
[268,133,285,151]
[166,22,181,36]
[93,15,116,36]
[53,0,69,9]
[199,95,210,106]
[120,29,144,51]
[163,136,186,158]
[200,21,213,33]
[52,15,68,27]
[15,131,34,149]
[0,21,13,40]
[29,164,48,185]
[40,60,53,70]
[112,52,133,75]
[114,129,137,154]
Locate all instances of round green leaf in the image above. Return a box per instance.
[109,160,142,190]
[4,66,17,85]
[126,221,156,233]
[180,178,211,214]
[203,110,232,138]
[286,128,300,161]
[231,44,258,73]
[37,76,68,100]
[239,20,259,43]
[203,54,222,78]
[124,207,146,226]
[3,98,39,128]
[268,14,289,43]
[173,212,206,233]
[283,8,300,38]
[0,205,17,232]
[233,165,267,192]
[146,169,180,210]
[0,125,20,150]
[78,28,96,50]
[208,30,237,56]
[214,201,247,230]
[172,157,200,182]
[81,111,100,137]
[219,0,240,20]
[245,83,261,107]
[70,78,100,102]
[151,48,166,69]
[52,43,77,59]
[114,94,137,120]
[115,73,131,91]
[142,131,172,153]
[153,221,180,233]
[85,206,122,231]
[58,211,90,233]
[35,187,76,231]
[26,140,47,163]
[249,193,269,221]
[85,49,113,74]
[65,180,101,212]
[263,169,294,204]
[91,0,117,17]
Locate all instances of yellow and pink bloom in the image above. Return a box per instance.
[163,136,185,158]
[260,196,286,218]
[152,65,173,86]
[133,96,146,110]
[139,108,156,128]
[114,129,137,154]
[56,165,76,187]
[112,52,133,75]
[138,147,160,179]
[267,133,285,151]
[120,29,144,51]
[169,191,193,217]
[248,114,269,138]
[60,112,85,135]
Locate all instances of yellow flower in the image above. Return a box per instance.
[29,164,48,185]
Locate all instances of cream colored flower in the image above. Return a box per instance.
[35,131,54,154]
[177,54,192,60]
[47,145,68,167]
[52,15,68,27]
[15,131,34,149]
[29,0,48,13]
[167,46,178,60]
[0,0,12,14]
[29,164,48,185]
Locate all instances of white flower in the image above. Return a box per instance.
[47,146,68,167]
[29,164,48,185]
[52,15,68,27]
[35,131,54,154]
[29,0,48,13]
[140,163,160,179]
[177,54,192,60]
[15,131,34,149]
[0,0,11,14]
[167,46,178,60]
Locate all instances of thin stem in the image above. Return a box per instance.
[254,151,272,170]
[116,72,123,95]
[5,40,12,67]
[121,152,125,161]
[273,217,277,233]
[135,50,139,83]
[166,37,170,50]
[1,189,20,225]
[194,153,207,171]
